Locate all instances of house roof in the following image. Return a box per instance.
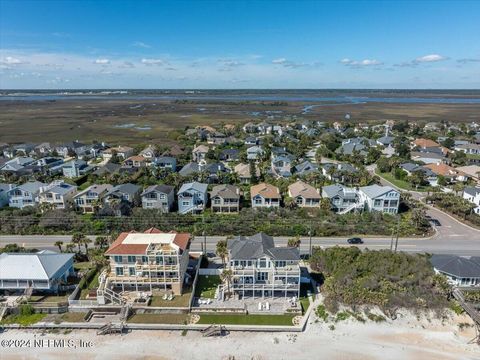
[424,163,465,177]
[456,165,480,178]
[210,184,240,199]
[234,163,260,178]
[360,184,397,199]
[0,251,74,280]
[250,183,280,199]
[192,144,209,153]
[105,183,141,197]
[9,181,46,194]
[41,182,76,195]
[125,155,147,163]
[430,254,480,278]
[227,233,299,261]
[322,184,358,200]
[294,160,318,174]
[413,138,441,148]
[141,184,174,196]
[74,184,114,198]
[105,228,191,255]
[178,181,208,194]
[464,186,480,197]
[377,136,395,145]
[411,151,446,161]
[288,180,320,199]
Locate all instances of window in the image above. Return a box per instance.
[257,272,268,281]
[295,197,303,205]
[128,267,136,276]
[374,199,381,207]
[383,200,389,207]
[115,267,124,276]
[214,198,221,205]
[155,256,163,265]
[141,256,148,263]
[259,258,267,268]
[390,200,398,207]
[182,201,190,206]
[127,256,136,263]
[113,255,123,263]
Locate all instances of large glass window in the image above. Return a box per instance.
[115,267,124,276]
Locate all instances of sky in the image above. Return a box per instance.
[0,0,479,89]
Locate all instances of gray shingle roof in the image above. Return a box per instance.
[210,184,240,199]
[464,186,480,197]
[178,181,208,194]
[430,254,480,278]
[141,184,174,196]
[227,233,300,261]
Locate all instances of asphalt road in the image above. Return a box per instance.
[1,166,479,256]
[1,230,480,256]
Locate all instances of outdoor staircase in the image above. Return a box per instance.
[97,271,127,305]
[338,202,363,215]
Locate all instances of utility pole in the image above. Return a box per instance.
[203,230,206,255]
[308,230,312,258]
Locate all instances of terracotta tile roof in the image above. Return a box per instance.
[105,228,191,255]
[423,163,465,177]
[125,155,146,162]
[250,183,280,199]
[413,138,441,148]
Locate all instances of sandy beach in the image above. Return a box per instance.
[1,310,479,360]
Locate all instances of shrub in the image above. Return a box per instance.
[315,305,329,322]
[19,304,35,316]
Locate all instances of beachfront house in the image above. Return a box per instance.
[0,251,75,293]
[430,254,480,287]
[101,228,191,301]
[224,233,301,299]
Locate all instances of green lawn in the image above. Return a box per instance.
[194,275,221,299]
[376,170,430,192]
[29,295,68,304]
[80,268,100,299]
[59,312,88,323]
[1,313,47,326]
[74,262,94,271]
[127,314,189,324]
[197,314,295,326]
[149,288,192,308]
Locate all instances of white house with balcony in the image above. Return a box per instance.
[177,182,208,214]
[7,181,46,209]
[39,181,77,209]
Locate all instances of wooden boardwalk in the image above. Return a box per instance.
[453,288,480,344]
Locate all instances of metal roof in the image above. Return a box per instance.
[0,251,74,280]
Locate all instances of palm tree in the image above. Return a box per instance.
[54,241,63,252]
[94,236,108,249]
[81,237,92,254]
[220,269,233,299]
[284,196,297,210]
[216,240,228,268]
[287,237,301,248]
[71,232,83,253]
